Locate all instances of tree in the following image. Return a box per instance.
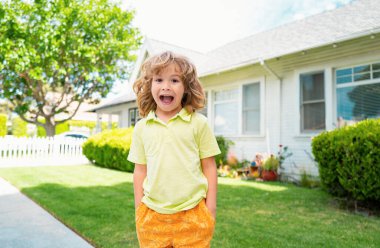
[0,0,140,136]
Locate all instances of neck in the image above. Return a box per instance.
[155,107,182,123]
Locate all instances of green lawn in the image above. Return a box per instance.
[0,165,379,248]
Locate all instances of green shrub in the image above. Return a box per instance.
[299,170,320,188]
[82,127,134,172]
[55,121,69,135]
[215,136,234,166]
[262,155,280,171]
[312,128,347,197]
[101,121,118,130]
[68,120,96,132]
[312,119,380,202]
[12,117,28,137]
[0,114,7,137]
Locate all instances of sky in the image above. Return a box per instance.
[107,0,354,95]
[124,0,354,53]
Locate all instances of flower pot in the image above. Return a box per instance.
[262,170,277,181]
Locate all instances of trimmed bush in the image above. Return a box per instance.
[68,120,96,132]
[0,114,7,137]
[82,127,134,172]
[12,117,28,137]
[312,119,380,202]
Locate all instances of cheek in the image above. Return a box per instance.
[151,84,159,95]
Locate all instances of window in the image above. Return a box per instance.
[198,92,208,117]
[243,83,260,134]
[336,62,380,123]
[213,82,261,135]
[213,88,239,135]
[128,108,139,126]
[300,72,325,132]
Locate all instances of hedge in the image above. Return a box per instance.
[12,117,28,137]
[0,114,7,137]
[82,127,134,172]
[312,119,380,202]
[215,136,234,166]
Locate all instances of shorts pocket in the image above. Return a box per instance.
[201,200,216,223]
[135,203,145,221]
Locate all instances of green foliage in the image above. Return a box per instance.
[68,119,118,132]
[262,155,280,171]
[312,119,380,202]
[0,114,7,136]
[12,117,27,137]
[101,121,118,130]
[215,136,234,166]
[82,127,135,172]
[300,170,320,188]
[55,121,69,135]
[0,0,141,136]
[68,120,96,131]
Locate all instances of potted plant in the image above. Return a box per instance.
[262,155,279,181]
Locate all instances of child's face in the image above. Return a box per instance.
[151,63,185,118]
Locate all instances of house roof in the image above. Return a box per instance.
[198,0,380,75]
[91,0,380,111]
[87,90,136,112]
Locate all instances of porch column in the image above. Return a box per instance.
[96,113,102,133]
[108,114,112,129]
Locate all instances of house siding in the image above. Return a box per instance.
[279,39,380,178]
[92,32,380,179]
[200,37,380,178]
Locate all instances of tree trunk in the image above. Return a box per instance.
[44,122,56,137]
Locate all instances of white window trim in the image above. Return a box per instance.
[333,60,380,124]
[295,68,328,137]
[205,76,265,138]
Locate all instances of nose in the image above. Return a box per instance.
[161,80,171,90]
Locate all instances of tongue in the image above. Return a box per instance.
[162,96,173,104]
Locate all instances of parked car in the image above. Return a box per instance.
[55,132,89,139]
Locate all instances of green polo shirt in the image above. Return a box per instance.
[127,108,220,214]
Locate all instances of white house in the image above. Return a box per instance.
[90,0,380,178]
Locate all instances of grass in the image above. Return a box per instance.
[0,165,379,248]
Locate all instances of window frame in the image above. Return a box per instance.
[128,107,139,126]
[207,77,264,137]
[334,61,380,124]
[212,87,239,135]
[299,70,326,134]
[242,81,261,135]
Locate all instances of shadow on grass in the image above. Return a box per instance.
[19,180,380,248]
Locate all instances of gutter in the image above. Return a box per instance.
[259,59,283,169]
[200,27,380,78]
[259,59,281,81]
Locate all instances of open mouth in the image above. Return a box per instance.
[159,95,174,104]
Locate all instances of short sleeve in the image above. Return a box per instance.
[196,115,221,159]
[127,122,147,165]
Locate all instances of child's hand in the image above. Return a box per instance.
[206,202,216,219]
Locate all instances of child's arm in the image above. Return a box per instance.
[133,164,147,209]
[201,156,218,219]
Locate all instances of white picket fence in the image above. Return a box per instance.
[0,136,89,167]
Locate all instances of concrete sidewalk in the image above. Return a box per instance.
[0,177,94,248]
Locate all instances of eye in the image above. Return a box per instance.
[154,78,163,83]
[172,78,181,83]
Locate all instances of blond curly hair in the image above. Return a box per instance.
[133,51,205,117]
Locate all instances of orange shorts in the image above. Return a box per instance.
[135,199,215,248]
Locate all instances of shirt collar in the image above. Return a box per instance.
[146,108,192,122]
